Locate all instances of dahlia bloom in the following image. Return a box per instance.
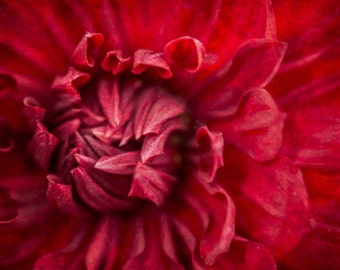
[0,0,339,269]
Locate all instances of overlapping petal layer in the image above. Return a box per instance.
[0,0,338,269]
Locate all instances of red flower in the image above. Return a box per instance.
[0,0,339,269]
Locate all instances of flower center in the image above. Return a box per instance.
[24,32,224,214]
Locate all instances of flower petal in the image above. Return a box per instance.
[222,39,287,89]
[278,223,340,270]
[72,166,133,213]
[27,123,59,171]
[132,50,172,79]
[205,0,277,70]
[164,36,205,73]
[166,177,235,265]
[220,148,311,253]
[97,78,121,128]
[52,67,90,93]
[280,78,340,172]
[95,151,140,175]
[71,32,104,69]
[46,174,87,216]
[101,50,131,75]
[190,126,224,183]
[195,237,277,270]
[210,88,286,162]
[129,162,177,206]
[122,214,185,270]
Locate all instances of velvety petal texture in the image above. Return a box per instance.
[0,0,339,269]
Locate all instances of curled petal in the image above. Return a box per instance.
[72,32,104,69]
[132,50,172,79]
[141,117,187,163]
[22,96,46,127]
[129,162,177,206]
[75,154,131,199]
[223,39,287,89]
[72,166,133,213]
[142,95,185,136]
[211,88,286,162]
[47,174,87,216]
[52,67,90,93]
[166,178,235,265]
[101,50,131,74]
[27,123,58,171]
[164,36,205,73]
[193,126,224,183]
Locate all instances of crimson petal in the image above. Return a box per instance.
[193,126,224,183]
[222,39,287,89]
[132,50,172,79]
[101,50,131,75]
[202,237,277,270]
[52,67,90,93]
[211,88,286,162]
[27,123,58,171]
[221,150,311,253]
[71,32,104,69]
[72,166,132,213]
[98,78,121,128]
[47,174,87,216]
[164,36,205,73]
[166,177,235,265]
[95,151,140,175]
[129,162,177,206]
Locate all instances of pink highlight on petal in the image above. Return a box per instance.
[22,96,46,127]
[224,38,287,89]
[164,36,205,73]
[141,117,187,163]
[101,50,131,75]
[211,88,286,162]
[52,67,90,93]
[95,151,140,175]
[132,50,172,79]
[195,126,224,183]
[97,78,121,128]
[72,166,133,213]
[142,95,185,136]
[129,161,177,206]
[27,123,58,171]
[47,174,86,216]
[72,32,104,69]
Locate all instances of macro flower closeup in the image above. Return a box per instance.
[0,0,339,269]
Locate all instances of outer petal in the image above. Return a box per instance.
[194,237,277,270]
[219,146,311,254]
[280,83,340,172]
[165,176,236,266]
[282,169,340,269]
[218,39,286,89]
[208,88,286,162]
[278,223,340,270]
